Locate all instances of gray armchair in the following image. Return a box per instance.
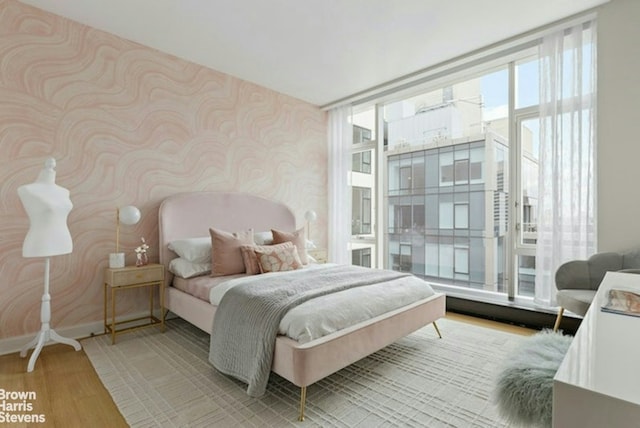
[553,249,640,331]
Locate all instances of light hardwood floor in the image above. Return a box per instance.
[0,342,128,428]
[445,312,535,336]
[0,313,534,427]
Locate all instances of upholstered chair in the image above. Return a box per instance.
[553,249,640,331]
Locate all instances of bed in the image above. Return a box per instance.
[158,191,446,421]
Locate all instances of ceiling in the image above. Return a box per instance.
[19,0,607,107]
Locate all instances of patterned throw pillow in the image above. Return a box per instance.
[256,244,303,273]
[240,242,294,275]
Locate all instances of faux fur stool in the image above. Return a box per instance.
[494,330,573,427]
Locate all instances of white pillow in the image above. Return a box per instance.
[169,257,211,278]
[168,237,211,263]
[254,231,274,245]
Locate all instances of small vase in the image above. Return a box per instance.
[136,252,149,267]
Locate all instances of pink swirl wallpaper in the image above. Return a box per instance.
[0,0,327,340]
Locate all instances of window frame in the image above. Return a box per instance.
[346,20,596,308]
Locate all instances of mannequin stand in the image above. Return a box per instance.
[19,258,81,372]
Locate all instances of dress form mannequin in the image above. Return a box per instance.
[17,158,81,372]
[19,158,73,257]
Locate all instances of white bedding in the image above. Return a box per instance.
[209,264,436,343]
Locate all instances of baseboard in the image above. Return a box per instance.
[0,320,104,356]
[0,310,174,356]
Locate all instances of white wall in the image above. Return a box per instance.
[597,0,640,251]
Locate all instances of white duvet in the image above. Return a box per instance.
[209,264,435,343]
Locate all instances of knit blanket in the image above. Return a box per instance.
[208,264,410,397]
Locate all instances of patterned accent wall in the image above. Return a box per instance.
[0,0,327,340]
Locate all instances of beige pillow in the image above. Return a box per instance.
[256,244,303,273]
[272,227,308,264]
[209,227,254,276]
[240,242,293,275]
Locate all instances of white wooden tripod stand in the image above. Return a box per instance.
[20,257,81,372]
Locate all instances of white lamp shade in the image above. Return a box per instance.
[304,210,317,222]
[114,205,141,256]
[119,205,141,225]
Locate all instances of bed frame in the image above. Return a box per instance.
[158,191,446,420]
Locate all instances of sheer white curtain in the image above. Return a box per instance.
[327,105,353,264]
[534,20,597,307]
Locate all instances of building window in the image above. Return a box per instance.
[392,243,412,272]
[400,166,412,190]
[454,247,470,276]
[454,159,469,184]
[353,124,372,144]
[439,199,454,229]
[352,150,371,174]
[440,151,454,186]
[352,187,371,235]
[454,203,469,229]
[394,205,412,231]
[352,248,372,267]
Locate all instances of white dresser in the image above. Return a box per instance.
[553,271,640,427]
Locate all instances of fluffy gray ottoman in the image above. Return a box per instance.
[495,330,573,427]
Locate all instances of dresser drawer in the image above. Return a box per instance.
[105,264,164,287]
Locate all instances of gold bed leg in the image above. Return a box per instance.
[433,321,442,339]
[298,386,307,422]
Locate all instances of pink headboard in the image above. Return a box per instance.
[158,192,296,285]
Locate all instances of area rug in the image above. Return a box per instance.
[83,318,524,427]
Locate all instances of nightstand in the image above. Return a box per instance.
[307,248,328,264]
[104,263,165,344]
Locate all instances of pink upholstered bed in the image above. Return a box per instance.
[158,191,446,420]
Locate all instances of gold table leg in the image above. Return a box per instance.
[103,283,107,334]
[111,286,116,344]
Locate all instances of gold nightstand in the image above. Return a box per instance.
[104,263,165,344]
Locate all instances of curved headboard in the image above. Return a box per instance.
[159,192,296,285]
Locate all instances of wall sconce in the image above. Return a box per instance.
[109,205,141,268]
[304,210,317,244]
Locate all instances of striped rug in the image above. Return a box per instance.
[83,317,523,427]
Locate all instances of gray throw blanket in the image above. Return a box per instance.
[209,264,410,397]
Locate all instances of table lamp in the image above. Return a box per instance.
[109,205,141,268]
[304,210,317,244]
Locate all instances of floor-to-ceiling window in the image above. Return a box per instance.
[347,19,596,308]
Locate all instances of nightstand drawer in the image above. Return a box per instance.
[105,264,164,287]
